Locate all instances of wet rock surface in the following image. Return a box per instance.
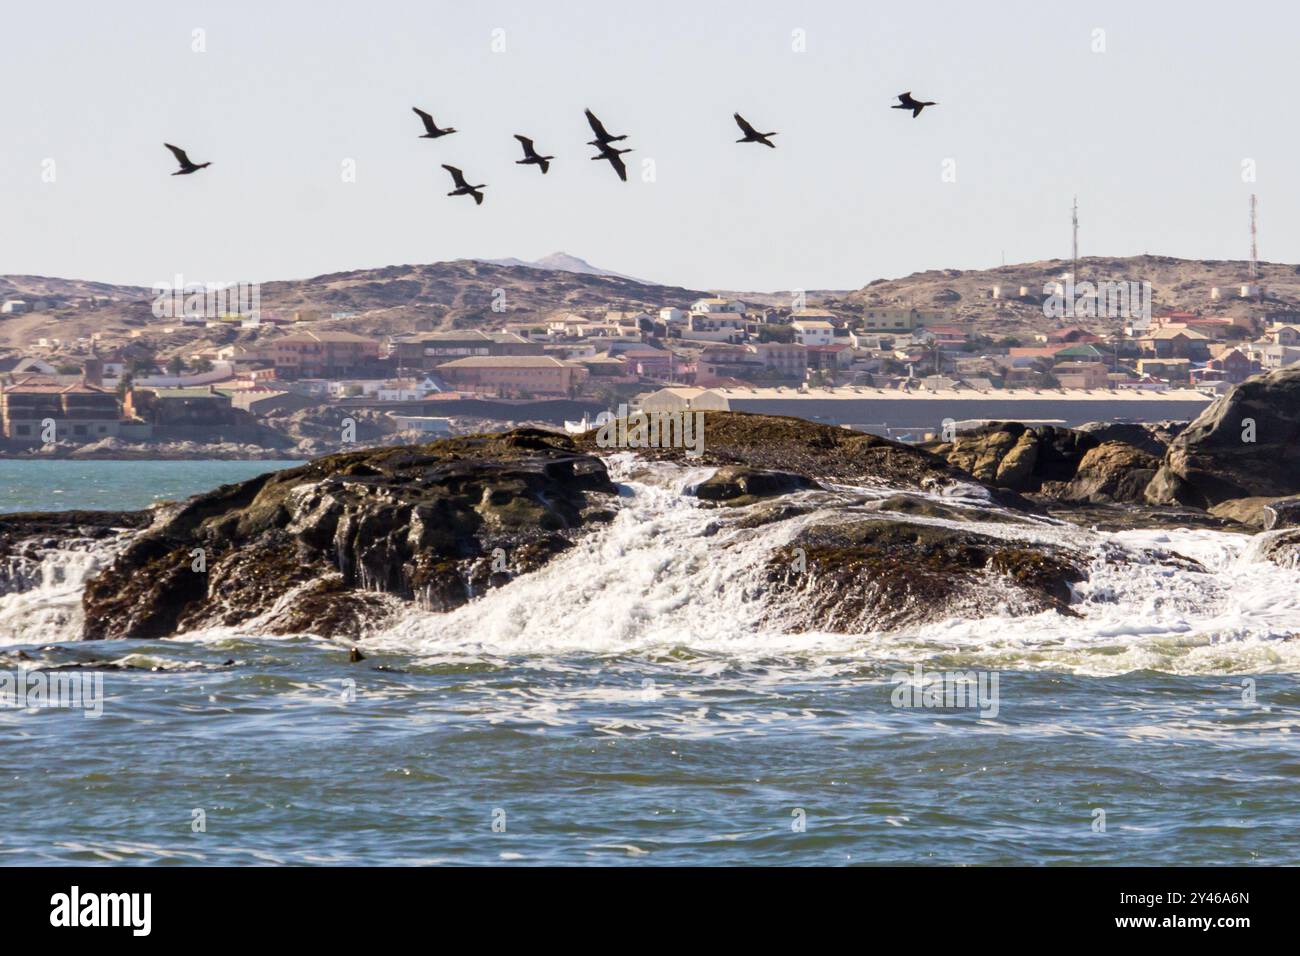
[1256,529,1300,569]
[860,493,1030,524]
[693,465,820,505]
[18,392,1299,643]
[575,412,1036,510]
[80,430,616,640]
[764,518,1085,632]
[1039,501,1244,533]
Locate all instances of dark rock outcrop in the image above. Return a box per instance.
[861,494,1029,524]
[80,430,616,639]
[765,518,1084,632]
[38,402,1290,645]
[693,466,819,505]
[1052,441,1162,504]
[1146,367,1300,508]
[1075,421,1186,458]
[574,412,1036,510]
[921,422,1101,492]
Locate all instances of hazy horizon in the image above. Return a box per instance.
[1,0,1291,291]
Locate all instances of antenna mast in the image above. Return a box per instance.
[1249,194,1258,281]
[1071,196,1079,273]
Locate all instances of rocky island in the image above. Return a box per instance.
[2,368,1298,641]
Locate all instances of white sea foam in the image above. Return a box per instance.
[360,459,1300,675]
[0,546,106,645]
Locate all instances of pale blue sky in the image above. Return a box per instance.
[0,0,1288,291]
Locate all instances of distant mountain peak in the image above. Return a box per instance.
[474,252,646,283]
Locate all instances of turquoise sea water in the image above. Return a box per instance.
[1,459,1298,866]
[0,460,305,514]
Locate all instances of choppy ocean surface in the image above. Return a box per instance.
[2,458,1298,866]
[0,460,306,514]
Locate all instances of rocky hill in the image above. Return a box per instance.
[8,253,1300,356]
[0,257,709,352]
[829,255,1300,339]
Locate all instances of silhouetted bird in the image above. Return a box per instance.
[413,107,457,138]
[514,135,554,174]
[892,91,937,118]
[442,164,485,205]
[584,108,626,147]
[591,143,632,182]
[733,113,777,148]
[164,143,210,175]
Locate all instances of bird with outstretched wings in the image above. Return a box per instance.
[412,107,456,138]
[733,112,777,147]
[585,108,625,145]
[441,164,485,204]
[164,143,209,175]
[593,145,629,182]
[514,135,552,174]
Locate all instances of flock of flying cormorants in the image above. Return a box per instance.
[163,93,938,203]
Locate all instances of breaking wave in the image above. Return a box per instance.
[6,455,1300,676]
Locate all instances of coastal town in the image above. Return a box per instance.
[3,260,1299,455]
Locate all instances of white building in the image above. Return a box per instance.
[792,319,834,346]
[690,297,747,315]
[1256,344,1300,369]
[377,385,424,401]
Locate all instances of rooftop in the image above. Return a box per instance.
[275,330,378,344]
[1146,327,1210,340]
[650,385,1214,402]
[436,356,568,369]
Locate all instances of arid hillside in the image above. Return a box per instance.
[828,255,1300,338]
[0,257,709,352]
[5,254,1299,356]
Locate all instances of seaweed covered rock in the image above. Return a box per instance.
[81,429,617,639]
[763,518,1084,632]
[693,466,819,505]
[574,411,1035,510]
